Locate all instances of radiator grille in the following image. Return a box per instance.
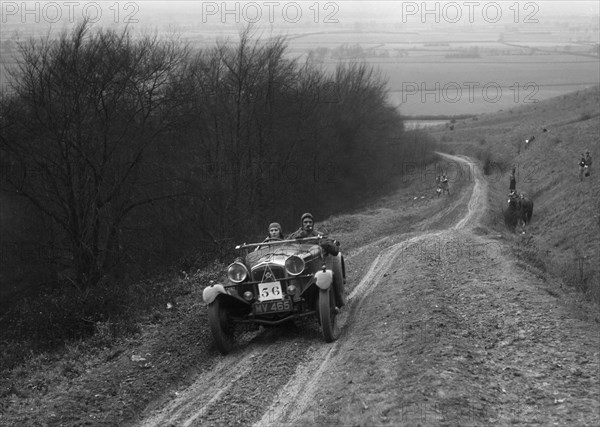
[252,266,286,282]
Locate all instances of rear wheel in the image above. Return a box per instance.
[207,297,235,354]
[318,287,338,342]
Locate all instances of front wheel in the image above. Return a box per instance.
[331,254,345,307]
[318,287,339,343]
[207,297,235,354]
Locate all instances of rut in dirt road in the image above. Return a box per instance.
[135,153,480,427]
[257,155,599,426]
[253,154,485,426]
[139,152,599,426]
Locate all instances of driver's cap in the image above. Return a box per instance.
[301,212,313,222]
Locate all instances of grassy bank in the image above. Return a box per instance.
[431,86,600,302]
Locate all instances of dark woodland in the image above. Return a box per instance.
[0,23,436,347]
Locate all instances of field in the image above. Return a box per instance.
[383,56,597,115]
[1,3,599,117]
[284,27,599,116]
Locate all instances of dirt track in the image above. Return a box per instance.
[136,155,599,427]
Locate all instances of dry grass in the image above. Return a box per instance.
[431,85,600,302]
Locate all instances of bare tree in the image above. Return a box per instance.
[0,22,190,288]
[0,25,431,292]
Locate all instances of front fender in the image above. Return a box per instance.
[202,283,228,304]
[315,270,333,290]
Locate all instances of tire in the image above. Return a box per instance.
[207,297,235,355]
[318,287,338,343]
[331,254,345,307]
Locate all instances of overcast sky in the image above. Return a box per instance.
[1,1,598,33]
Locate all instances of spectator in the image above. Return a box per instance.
[579,153,587,181]
[509,167,516,191]
[585,151,592,176]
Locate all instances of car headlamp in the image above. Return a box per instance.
[285,255,305,276]
[227,262,249,283]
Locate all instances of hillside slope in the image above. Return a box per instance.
[1,88,598,427]
[431,85,600,301]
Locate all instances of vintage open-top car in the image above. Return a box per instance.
[202,236,346,354]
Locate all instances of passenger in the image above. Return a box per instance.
[254,222,284,251]
[265,222,284,240]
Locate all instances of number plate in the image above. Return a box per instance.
[258,281,283,302]
[253,299,292,315]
